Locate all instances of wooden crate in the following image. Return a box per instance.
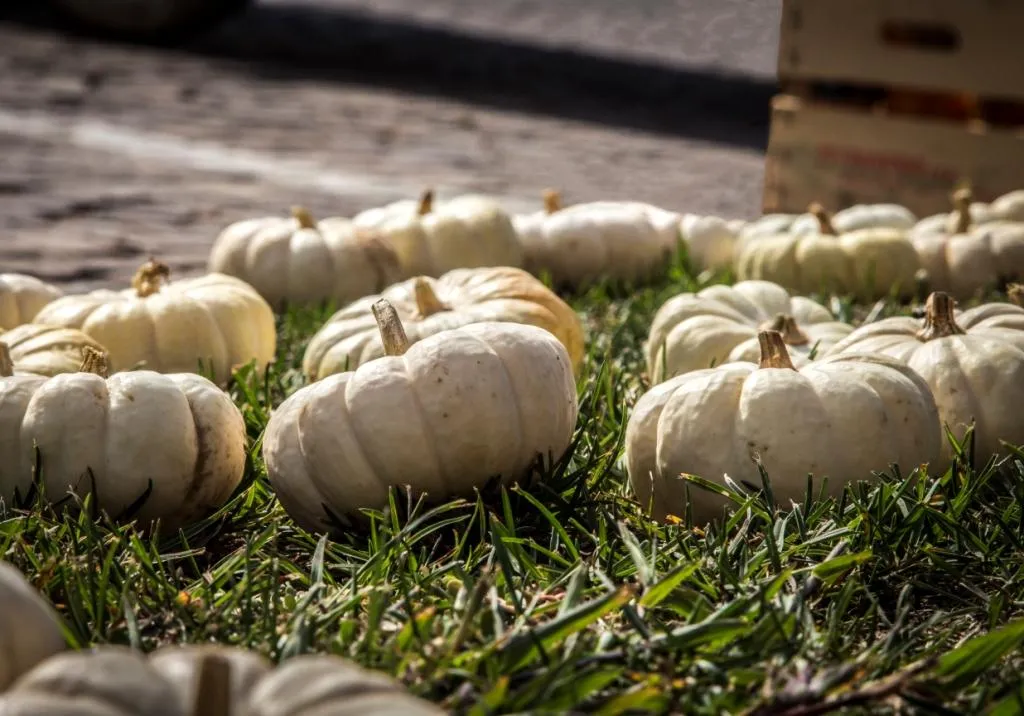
[763,95,1024,216]
[778,0,1024,101]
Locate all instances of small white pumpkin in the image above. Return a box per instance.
[0,275,64,329]
[646,280,853,382]
[32,260,276,382]
[0,562,66,692]
[302,267,585,381]
[911,187,1012,237]
[353,190,524,278]
[825,291,1024,468]
[208,206,403,309]
[626,330,942,524]
[0,346,247,532]
[788,202,917,235]
[909,189,1024,300]
[988,189,1024,222]
[0,325,109,377]
[266,299,578,533]
[735,203,921,300]
[512,190,674,288]
[679,214,741,273]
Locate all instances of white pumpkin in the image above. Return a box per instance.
[988,189,1024,222]
[646,280,853,382]
[910,187,1024,237]
[0,648,184,716]
[207,206,403,309]
[352,190,523,278]
[626,330,942,524]
[32,260,276,382]
[0,562,66,692]
[265,299,578,533]
[735,203,921,300]
[788,203,917,235]
[302,267,585,381]
[679,214,741,273]
[909,190,1024,300]
[0,345,247,532]
[825,291,1024,468]
[0,275,63,329]
[0,324,109,377]
[512,190,674,288]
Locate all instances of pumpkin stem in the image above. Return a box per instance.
[413,278,450,318]
[543,189,562,215]
[291,206,317,230]
[759,314,810,346]
[808,202,837,235]
[1008,283,1024,307]
[418,190,435,216]
[372,299,411,356]
[952,187,973,234]
[0,343,13,377]
[79,346,111,377]
[192,653,232,716]
[757,330,797,371]
[132,258,170,298]
[916,291,966,341]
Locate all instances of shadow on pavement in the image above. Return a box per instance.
[1,1,777,151]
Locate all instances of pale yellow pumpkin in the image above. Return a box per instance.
[0,346,247,532]
[266,300,578,533]
[646,280,853,382]
[512,190,675,288]
[825,291,1024,468]
[302,266,585,380]
[32,260,275,382]
[353,190,524,278]
[735,203,920,300]
[0,562,66,692]
[626,330,942,524]
[0,325,109,377]
[909,189,1024,300]
[0,275,63,329]
[208,206,403,309]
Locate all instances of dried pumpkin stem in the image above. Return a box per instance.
[418,190,435,216]
[543,189,563,215]
[952,187,973,234]
[916,291,966,341]
[808,202,837,235]
[1008,283,1024,307]
[372,298,411,356]
[193,653,232,716]
[757,330,797,371]
[0,343,13,378]
[291,206,317,230]
[759,314,810,345]
[413,278,450,317]
[131,259,170,298]
[79,346,110,377]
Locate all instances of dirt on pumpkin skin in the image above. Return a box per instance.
[0,3,771,293]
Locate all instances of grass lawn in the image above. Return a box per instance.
[3,257,1024,715]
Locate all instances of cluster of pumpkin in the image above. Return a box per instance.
[0,561,444,714]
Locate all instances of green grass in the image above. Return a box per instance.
[3,257,1024,715]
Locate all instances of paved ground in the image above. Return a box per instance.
[0,1,781,292]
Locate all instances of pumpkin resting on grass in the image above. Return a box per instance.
[0,562,66,692]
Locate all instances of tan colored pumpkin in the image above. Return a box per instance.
[0,275,64,329]
[626,330,942,524]
[909,189,1024,300]
[512,190,675,288]
[825,292,1024,468]
[0,325,109,377]
[266,299,578,533]
[0,346,247,532]
[32,260,275,382]
[352,190,524,277]
[207,206,403,309]
[0,562,66,692]
[646,280,853,382]
[302,266,585,381]
[735,203,920,300]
